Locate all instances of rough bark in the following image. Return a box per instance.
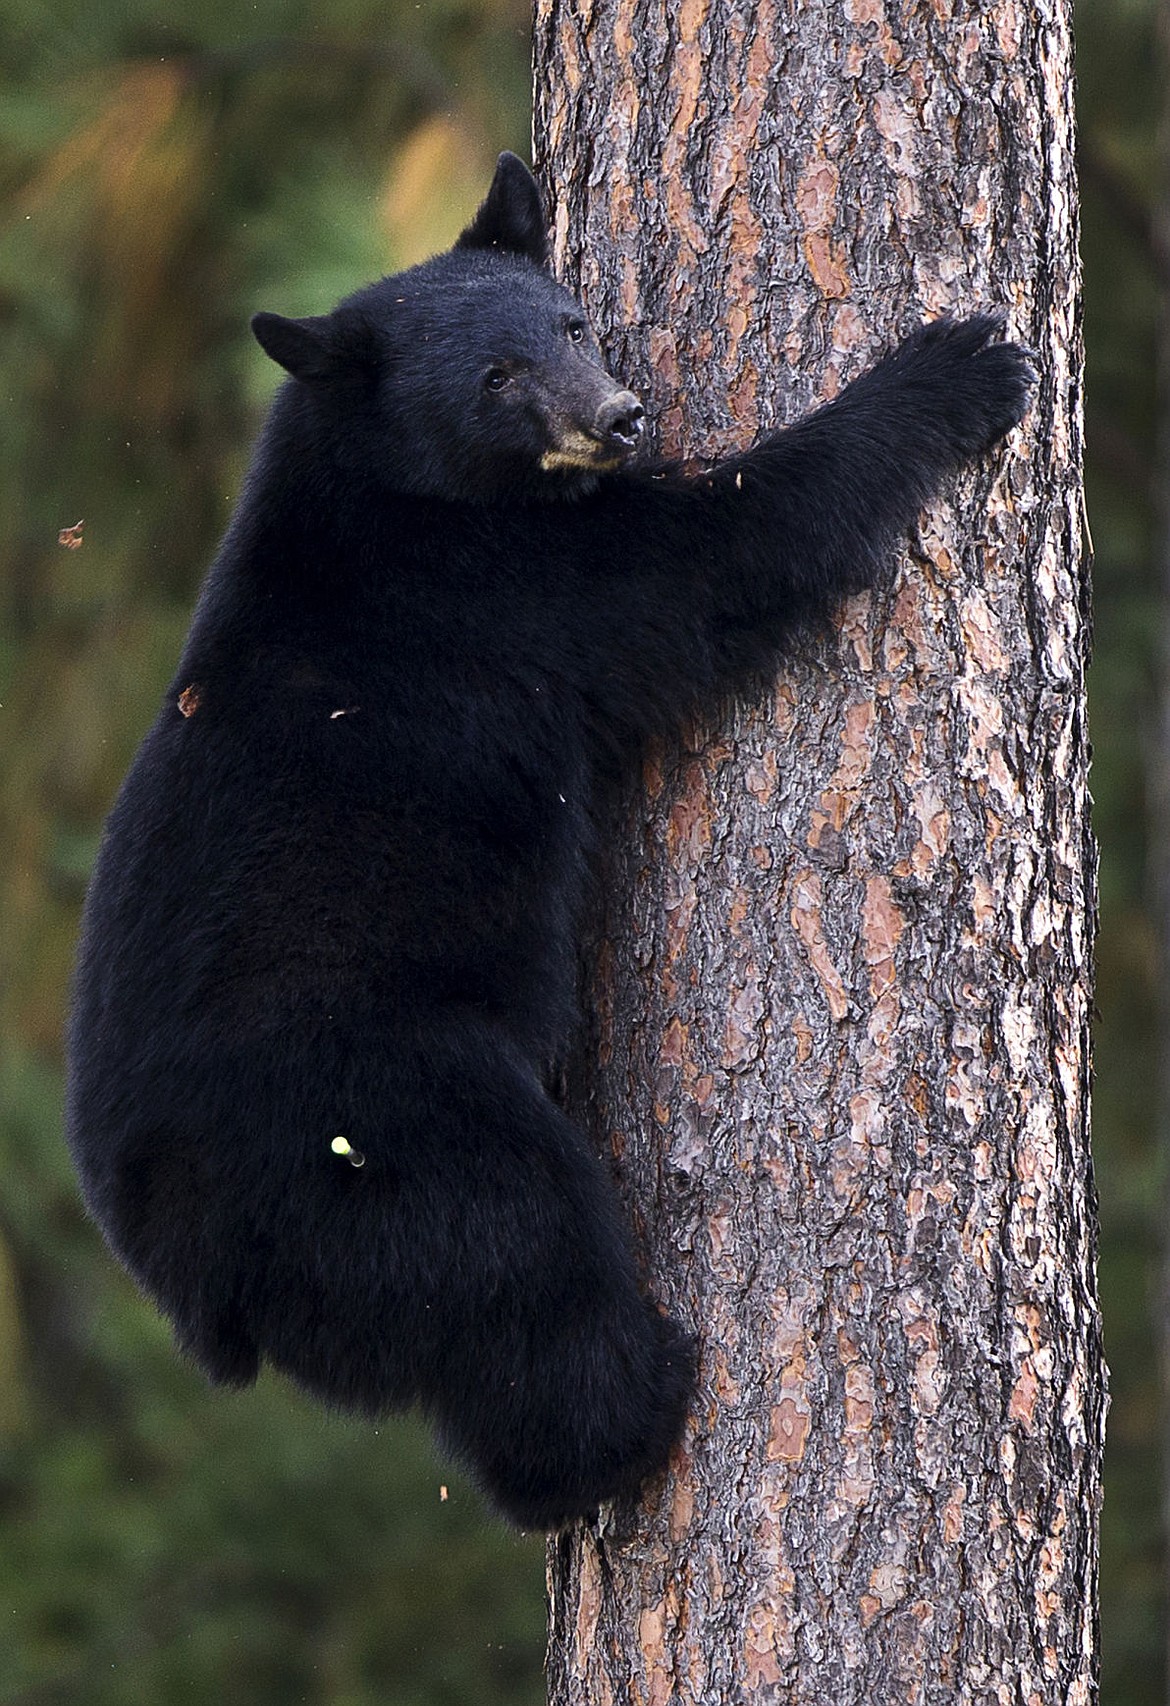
[534,1,1099,1703]
[1158,1,1170,1696]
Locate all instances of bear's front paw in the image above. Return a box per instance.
[894,313,1036,460]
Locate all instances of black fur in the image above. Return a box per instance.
[66,153,1032,1529]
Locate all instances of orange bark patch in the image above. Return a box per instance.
[911,784,951,876]
[803,233,851,300]
[555,10,581,94]
[666,763,713,860]
[809,700,874,847]
[790,871,850,1021]
[796,157,851,299]
[796,157,839,232]
[767,1396,810,1462]
[575,1537,603,1672]
[943,1483,965,1543]
[669,1458,695,1541]
[726,356,761,432]
[743,1602,786,1687]
[960,588,1011,672]
[1009,1358,1039,1428]
[660,1016,688,1067]
[844,1361,875,1432]
[636,1602,668,1702]
[862,874,904,998]
[722,963,763,1067]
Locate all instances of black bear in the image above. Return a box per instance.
[67,153,1031,1529]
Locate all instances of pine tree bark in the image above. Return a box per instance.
[534,1,1099,1702]
[1157,1,1170,1696]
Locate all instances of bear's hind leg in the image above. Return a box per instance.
[419,1053,694,1529]
[96,1132,262,1389]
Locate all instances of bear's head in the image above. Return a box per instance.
[251,154,644,504]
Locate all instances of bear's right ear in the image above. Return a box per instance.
[251,312,338,382]
[455,152,548,267]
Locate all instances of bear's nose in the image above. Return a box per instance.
[594,392,645,450]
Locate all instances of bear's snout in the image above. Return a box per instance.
[593,390,644,451]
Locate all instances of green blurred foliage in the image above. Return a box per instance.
[1078,0,1167,1698]
[0,4,545,1703]
[0,0,1166,1701]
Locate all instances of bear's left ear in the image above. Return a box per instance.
[252,312,339,383]
[455,152,548,267]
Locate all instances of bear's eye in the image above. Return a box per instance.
[566,321,586,345]
[484,368,512,393]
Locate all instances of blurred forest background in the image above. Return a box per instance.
[0,0,1162,1701]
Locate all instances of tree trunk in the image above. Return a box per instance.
[534,2,1099,1703]
[1157,2,1170,1697]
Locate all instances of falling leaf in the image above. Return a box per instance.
[58,520,84,549]
[439,1485,449,1502]
[177,684,201,717]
